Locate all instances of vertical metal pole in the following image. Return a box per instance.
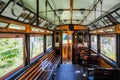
[97,35,100,53]
[60,30,62,63]
[52,31,55,49]
[25,34,30,65]
[88,33,91,52]
[36,0,39,26]
[116,34,120,68]
[44,35,46,53]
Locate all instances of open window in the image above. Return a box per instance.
[0,0,9,12]
[9,24,25,30]
[111,11,120,23]
[104,17,113,25]
[0,34,24,78]
[0,21,9,28]
[24,13,35,23]
[98,20,105,27]
[100,35,116,61]
[101,18,109,26]
[30,35,44,60]
[91,35,97,51]
[1,2,23,19]
[18,10,30,22]
[46,35,52,50]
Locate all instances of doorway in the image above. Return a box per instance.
[62,32,72,64]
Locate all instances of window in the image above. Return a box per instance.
[95,21,100,28]
[111,12,120,22]
[0,34,24,78]
[99,20,105,27]
[91,24,96,30]
[0,21,8,28]
[0,0,9,12]
[93,23,99,28]
[24,13,34,23]
[1,2,23,19]
[46,36,52,50]
[63,34,68,45]
[91,35,97,51]
[9,24,25,30]
[88,24,95,30]
[100,35,116,61]
[18,10,30,21]
[104,17,113,25]
[116,9,120,15]
[30,35,44,59]
[101,18,109,26]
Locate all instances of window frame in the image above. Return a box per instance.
[46,35,53,50]
[0,21,9,28]
[111,11,120,23]
[100,35,116,62]
[91,35,97,51]
[30,34,44,61]
[0,33,25,79]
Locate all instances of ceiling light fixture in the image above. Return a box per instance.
[57,9,64,15]
[79,8,86,14]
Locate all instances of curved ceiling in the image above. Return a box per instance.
[22,0,120,26]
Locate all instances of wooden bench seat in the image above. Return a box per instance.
[84,54,99,67]
[14,50,61,80]
[87,68,120,80]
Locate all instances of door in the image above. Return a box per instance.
[62,33,72,64]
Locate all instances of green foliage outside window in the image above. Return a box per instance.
[30,36,44,59]
[46,36,52,50]
[0,38,23,78]
[91,35,97,50]
[100,36,116,61]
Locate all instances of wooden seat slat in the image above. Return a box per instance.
[17,50,60,80]
[25,53,55,79]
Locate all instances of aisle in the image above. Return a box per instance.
[54,64,87,80]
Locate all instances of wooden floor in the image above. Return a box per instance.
[54,64,87,80]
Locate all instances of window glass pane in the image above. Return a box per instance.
[1,2,23,19]
[0,22,8,28]
[91,24,96,29]
[9,24,25,30]
[0,0,9,12]
[24,13,34,23]
[99,20,105,27]
[0,35,24,78]
[101,18,108,26]
[39,19,43,26]
[104,17,113,25]
[95,22,100,28]
[91,35,97,51]
[33,21,37,26]
[69,35,72,44]
[111,12,120,22]
[116,9,120,15]
[88,25,95,30]
[30,36,44,59]
[63,34,68,44]
[100,35,116,61]
[18,10,30,21]
[93,23,98,28]
[46,36,52,50]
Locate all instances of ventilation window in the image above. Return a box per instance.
[111,12,120,23]
[0,21,8,28]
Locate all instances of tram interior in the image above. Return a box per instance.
[0,0,120,80]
